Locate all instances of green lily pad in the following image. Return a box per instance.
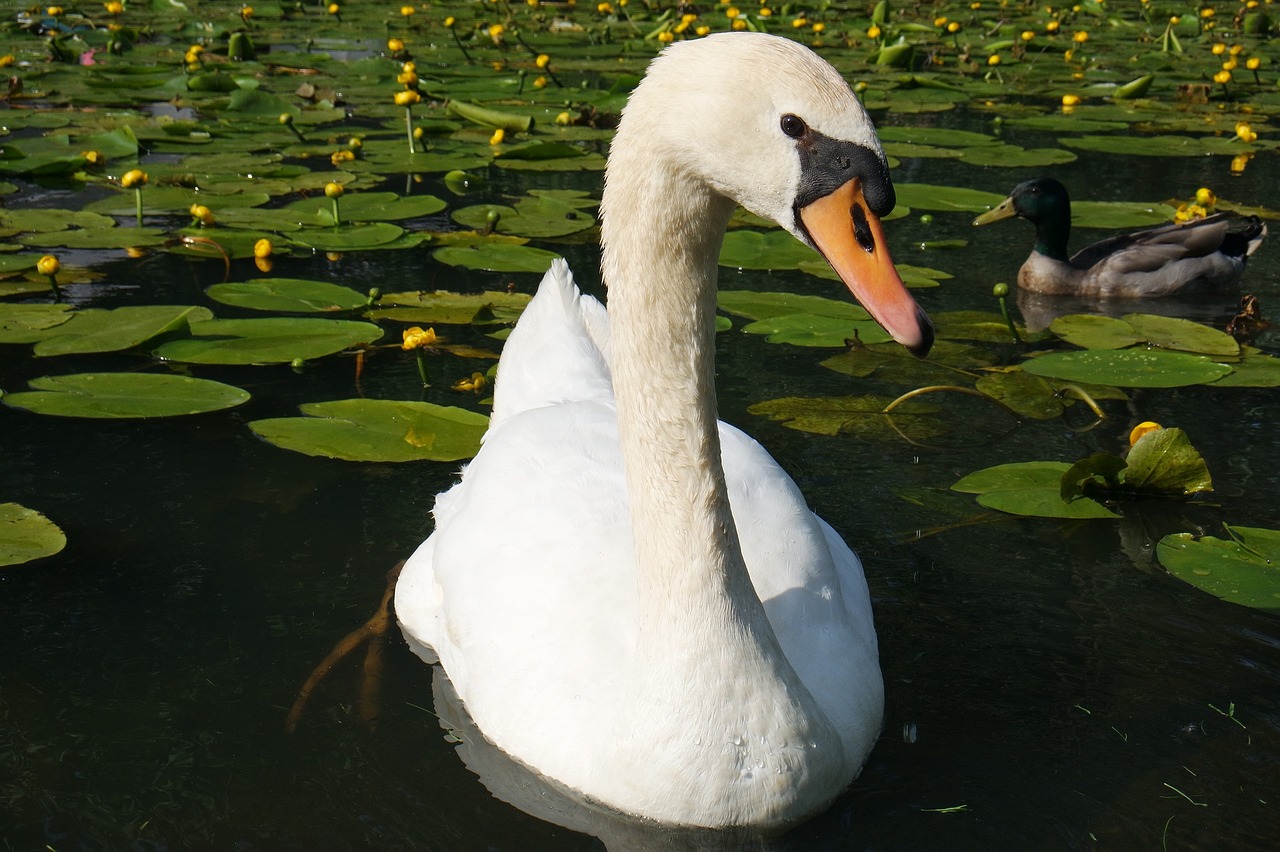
[153,318,384,365]
[282,192,446,226]
[955,145,1077,168]
[0,303,75,343]
[0,503,67,567]
[952,461,1119,519]
[740,314,893,347]
[974,370,1126,420]
[1070,201,1175,229]
[719,230,822,270]
[3,373,250,419]
[1157,526,1280,613]
[1209,348,1280,387]
[748,394,946,442]
[33,305,214,356]
[1123,427,1213,496]
[717,291,869,322]
[894,183,1008,214]
[452,190,596,238]
[206,279,370,313]
[289,223,409,252]
[432,243,561,273]
[369,290,531,325]
[249,398,489,462]
[1061,135,1256,158]
[1021,350,1232,388]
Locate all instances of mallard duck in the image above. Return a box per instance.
[394,32,933,829]
[973,177,1266,298]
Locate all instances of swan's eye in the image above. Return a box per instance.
[780,114,807,139]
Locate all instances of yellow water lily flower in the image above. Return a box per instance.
[189,203,215,226]
[120,169,147,188]
[324,182,344,198]
[490,128,505,145]
[1061,93,1081,106]
[867,25,881,39]
[37,255,61,276]
[452,372,488,392]
[394,89,421,106]
[253,238,273,259]
[401,326,437,351]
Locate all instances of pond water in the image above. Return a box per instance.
[4,108,1280,851]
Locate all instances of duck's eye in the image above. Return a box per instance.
[780,114,807,139]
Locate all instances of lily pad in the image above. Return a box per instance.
[719,230,822,270]
[0,503,67,567]
[370,290,531,325]
[1123,427,1213,496]
[1209,348,1280,387]
[3,373,250,419]
[33,306,214,356]
[1158,526,1280,613]
[748,394,946,442]
[249,398,489,462]
[1021,350,1232,388]
[894,183,1007,214]
[0,303,75,343]
[206,279,370,313]
[432,243,561,273]
[153,318,384,365]
[952,461,1119,519]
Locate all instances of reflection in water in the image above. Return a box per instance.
[1015,288,1241,332]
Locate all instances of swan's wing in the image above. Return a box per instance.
[397,399,637,777]
[490,259,613,428]
[721,423,884,763]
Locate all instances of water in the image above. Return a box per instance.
[3,111,1280,850]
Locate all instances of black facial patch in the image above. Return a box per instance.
[791,127,894,215]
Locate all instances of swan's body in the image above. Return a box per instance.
[396,32,932,829]
[973,177,1266,298]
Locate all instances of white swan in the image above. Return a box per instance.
[395,32,933,829]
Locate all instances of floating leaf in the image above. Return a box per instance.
[154,318,383,365]
[452,190,596,238]
[952,461,1119,519]
[894,183,1007,214]
[0,304,75,343]
[33,306,214,356]
[741,314,893,347]
[370,290,531,325]
[1021,350,1232,388]
[1158,526,1280,613]
[282,192,446,226]
[432,243,561,273]
[1209,347,1280,387]
[719,230,821,270]
[289,223,410,251]
[748,394,945,442]
[3,373,250,419]
[1123,427,1213,496]
[206,279,370,313]
[249,398,489,462]
[955,145,1077,168]
[717,291,869,322]
[0,503,66,567]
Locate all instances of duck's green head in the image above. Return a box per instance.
[973,177,1072,261]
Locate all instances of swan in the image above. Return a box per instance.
[395,31,933,829]
[973,177,1267,298]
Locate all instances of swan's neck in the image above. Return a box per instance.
[601,158,763,642]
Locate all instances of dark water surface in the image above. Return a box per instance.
[4,111,1280,850]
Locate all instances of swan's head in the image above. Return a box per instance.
[613,32,933,356]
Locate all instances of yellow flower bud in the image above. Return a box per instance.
[867,25,881,39]
[394,89,421,106]
[536,53,550,68]
[555,111,572,125]
[489,128,505,145]
[443,16,455,27]
[1046,20,1060,33]
[401,326,437,350]
[120,169,147,189]
[947,22,960,33]
[1194,187,1216,207]
[1073,31,1088,43]
[400,5,415,15]
[1061,93,1081,106]
[37,255,61,276]
[1128,421,1162,446]
[987,54,1001,66]
[388,38,405,53]
[325,182,344,198]
[1212,42,1227,55]
[253,238,273,259]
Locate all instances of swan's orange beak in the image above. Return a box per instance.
[799,178,933,357]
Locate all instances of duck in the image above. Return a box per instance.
[394,32,933,830]
[972,176,1266,298]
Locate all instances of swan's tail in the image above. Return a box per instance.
[489,259,614,428]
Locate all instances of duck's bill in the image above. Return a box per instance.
[972,196,1017,226]
[798,178,933,357]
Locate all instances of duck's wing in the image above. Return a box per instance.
[1070,214,1248,273]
